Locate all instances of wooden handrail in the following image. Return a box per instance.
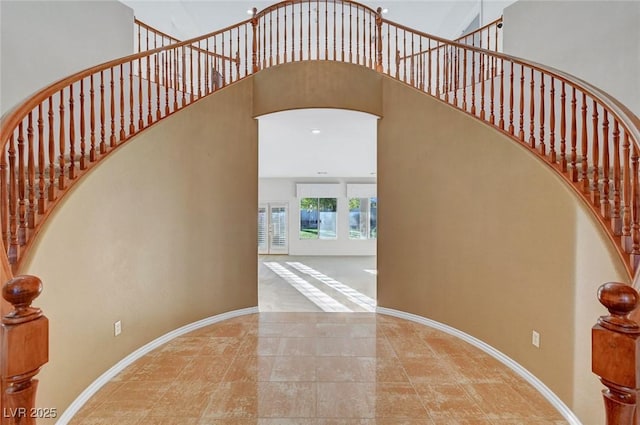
[397,16,503,61]
[0,3,639,420]
[134,18,240,63]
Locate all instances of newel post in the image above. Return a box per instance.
[592,282,640,425]
[251,8,259,74]
[1,275,49,425]
[375,7,383,72]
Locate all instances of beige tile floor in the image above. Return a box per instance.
[69,313,568,424]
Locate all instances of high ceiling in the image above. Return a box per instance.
[120,0,513,178]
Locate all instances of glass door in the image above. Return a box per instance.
[258,203,288,254]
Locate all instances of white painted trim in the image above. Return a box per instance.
[376,307,583,425]
[55,306,259,425]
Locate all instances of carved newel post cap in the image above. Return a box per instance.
[597,282,640,332]
[2,274,43,324]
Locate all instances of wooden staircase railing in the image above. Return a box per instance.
[0,0,638,421]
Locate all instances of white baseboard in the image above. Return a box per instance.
[55,306,259,425]
[376,306,583,425]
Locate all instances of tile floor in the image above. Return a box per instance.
[69,312,568,424]
[69,257,567,423]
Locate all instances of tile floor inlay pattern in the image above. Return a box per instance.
[69,313,568,424]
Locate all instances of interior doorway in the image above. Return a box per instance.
[257,108,377,312]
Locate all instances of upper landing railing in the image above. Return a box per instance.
[2,0,638,280]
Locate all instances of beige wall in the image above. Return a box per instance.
[376,76,628,423]
[20,79,258,423]
[18,61,628,424]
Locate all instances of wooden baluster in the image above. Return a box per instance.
[109,68,116,148]
[453,48,458,106]
[375,8,382,72]
[355,6,359,64]
[602,110,611,220]
[68,85,75,180]
[480,53,485,119]
[26,114,35,230]
[427,40,432,95]
[538,72,545,155]
[560,82,567,172]
[581,93,589,193]
[592,282,639,425]
[284,6,288,63]
[164,52,170,114]
[90,75,96,161]
[570,87,578,182]
[591,101,600,205]
[100,71,106,154]
[37,105,45,215]
[528,68,535,149]
[498,58,504,129]
[395,49,400,80]
[129,62,135,135]
[462,48,467,111]
[120,64,126,141]
[367,10,371,67]
[181,47,187,105]
[325,1,329,61]
[58,90,66,190]
[252,10,258,72]
[47,98,55,202]
[411,36,415,87]
[156,54,161,120]
[489,54,495,124]
[349,5,353,63]
[518,65,524,141]
[245,26,249,76]
[386,24,390,75]
[333,1,336,61]
[79,80,86,170]
[138,56,144,128]
[1,142,7,247]
[623,131,632,252]
[548,77,556,163]
[631,145,640,267]
[508,61,513,134]
[17,123,26,245]
[442,45,448,100]
[270,11,274,65]
[147,54,153,124]
[436,44,440,97]
[1,275,49,425]
[221,35,226,88]
[8,134,18,263]
[197,45,202,97]
[612,121,622,235]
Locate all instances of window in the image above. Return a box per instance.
[349,197,377,239]
[300,198,337,239]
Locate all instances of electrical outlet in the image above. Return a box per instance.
[532,330,540,348]
[114,320,122,336]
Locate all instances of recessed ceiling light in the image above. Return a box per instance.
[382,8,389,14]
[246,9,254,15]
[311,129,321,135]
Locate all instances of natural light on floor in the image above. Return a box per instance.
[263,262,352,312]
[287,262,376,312]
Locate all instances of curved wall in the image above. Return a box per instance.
[20,61,628,425]
[20,78,258,424]
[377,76,628,424]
